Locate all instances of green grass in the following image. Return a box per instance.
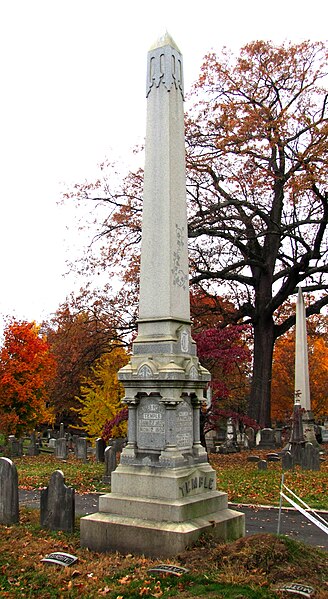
[210,452,328,509]
[2,448,327,508]
[12,454,107,493]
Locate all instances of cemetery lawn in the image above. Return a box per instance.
[10,448,328,509]
[0,507,327,598]
[210,449,328,510]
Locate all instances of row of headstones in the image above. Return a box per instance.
[54,436,126,463]
[246,443,321,471]
[208,422,284,453]
[0,458,75,530]
[0,444,120,530]
[6,434,87,459]
[6,432,124,463]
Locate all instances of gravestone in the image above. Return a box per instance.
[204,429,216,453]
[282,450,293,470]
[255,429,261,446]
[72,434,78,453]
[55,438,68,460]
[219,418,240,453]
[28,432,40,456]
[257,428,276,449]
[266,453,280,462]
[0,457,19,524]
[301,442,320,471]
[76,437,87,462]
[241,433,249,450]
[96,437,106,462]
[59,422,65,438]
[274,428,282,446]
[258,460,268,470]
[66,433,73,451]
[48,438,56,450]
[245,426,255,448]
[247,455,260,462]
[102,445,117,483]
[321,426,328,443]
[40,470,75,532]
[8,436,23,457]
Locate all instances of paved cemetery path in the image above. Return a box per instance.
[231,503,327,551]
[18,490,327,551]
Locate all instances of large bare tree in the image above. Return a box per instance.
[185,40,328,425]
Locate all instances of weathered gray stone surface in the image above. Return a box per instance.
[55,438,67,460]
[295,288,311,411]
[102,445,117,484]
[282,450,293,470]
[0,457,19,524]
[40,470,75,532]
[245,427,255,448]
[28,432,40,456]
[301,442,320,471]
[75,437,87,462]
[274,428,282,446]
[257,428,276,449]
[8,436,23,457]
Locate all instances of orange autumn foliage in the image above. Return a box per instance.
[271,327,328,422]
[0,320,56,437]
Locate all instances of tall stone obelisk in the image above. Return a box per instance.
[295,287,311,411]
[294,287,317,444]
[80,34,244,557]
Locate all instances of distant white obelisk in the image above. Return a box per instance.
[80,33,244,557]
[294,287,317,444]
[294,287,311,411]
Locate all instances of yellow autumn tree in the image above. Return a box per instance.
[74,345,129,442]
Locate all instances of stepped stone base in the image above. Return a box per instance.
[80,508,244,557]
[80,464,245,557]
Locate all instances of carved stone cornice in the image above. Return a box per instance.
[146,36,184,99]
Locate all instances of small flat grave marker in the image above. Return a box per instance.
[276,582,315,597]
[41,552,78,567]
[247,455,260,462]
[148,564,189,576]
[266,453,280,461]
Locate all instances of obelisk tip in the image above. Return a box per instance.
[149,31,181,54]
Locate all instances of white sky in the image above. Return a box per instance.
[0,0,327,332]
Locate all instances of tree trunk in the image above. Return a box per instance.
[248,316,275,427]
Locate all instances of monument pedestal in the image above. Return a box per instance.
[302,410,320,447]
[80,463,244,556]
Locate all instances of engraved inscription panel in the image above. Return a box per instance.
[137,398,165,450]
[176,401,193,450]
[180,330,189,353]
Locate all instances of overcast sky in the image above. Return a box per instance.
[0,0,326,332]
